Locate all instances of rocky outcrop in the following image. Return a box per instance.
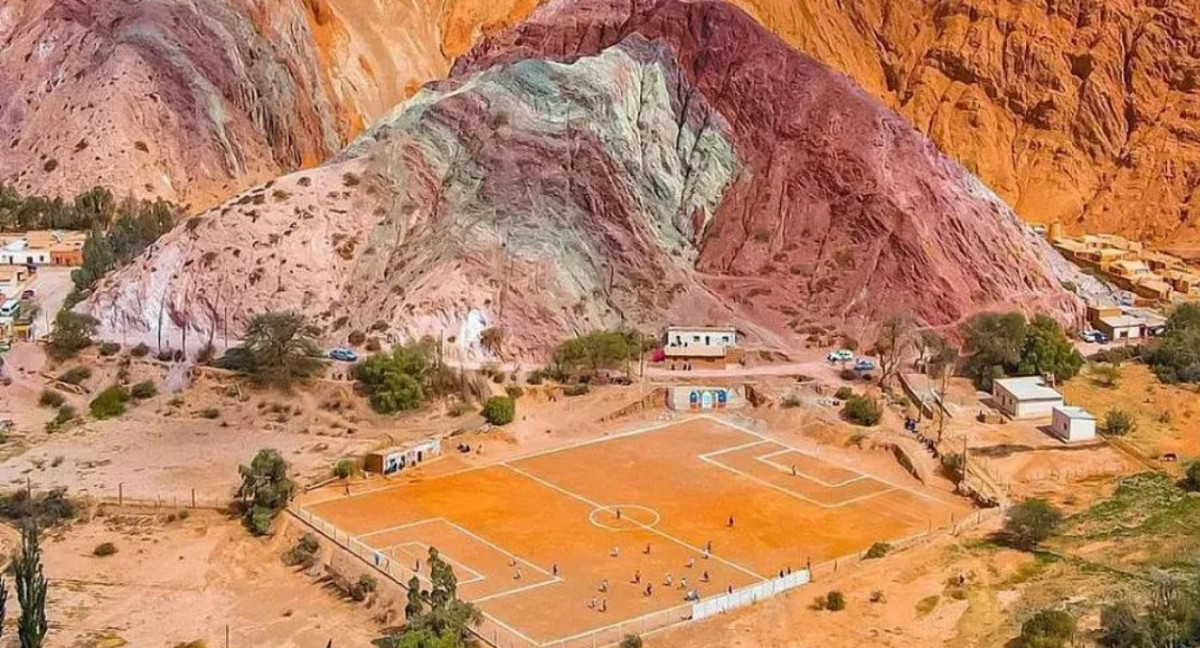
[79,0,1084,359]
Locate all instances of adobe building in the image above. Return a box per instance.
[992,376,1064,419]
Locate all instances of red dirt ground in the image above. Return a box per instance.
[299,416,971,646]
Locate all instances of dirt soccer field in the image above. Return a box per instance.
[299,417,971,647]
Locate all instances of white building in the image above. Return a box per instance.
[364,438,442,475]
[992,376,1064,419]
[0,239,49,266]
[1050,406,1097,443]
[663,326,737,358]
[1097,314,1145,341]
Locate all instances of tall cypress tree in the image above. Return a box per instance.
[14,524,47,648]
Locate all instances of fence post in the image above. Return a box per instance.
[192,488,196,508]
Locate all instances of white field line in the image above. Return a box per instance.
[383,541,487,584]
[473,577,563,604]
[696,439,769,460]
[696,454,893,509]
[704,415,951,507]
[756,449,870,488]
[501,462,766,583]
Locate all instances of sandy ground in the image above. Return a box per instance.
[24,508,381,648]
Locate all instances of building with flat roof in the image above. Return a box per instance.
[662,325,738,360]
[992,376,1064,419]
[1050,406,1097,443]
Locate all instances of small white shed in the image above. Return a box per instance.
[1050,406,1097,443]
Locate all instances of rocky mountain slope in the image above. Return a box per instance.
[5,0,1198,244]
[78,0,1084,359]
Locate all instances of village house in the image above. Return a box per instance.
[1049,406,1097,443]
[992,376,1064,420]
[0,265,28,299]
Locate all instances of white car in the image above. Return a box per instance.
[826,349,854,363]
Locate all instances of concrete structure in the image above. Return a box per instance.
[1050,406,1097,443]
[0,231,84,267]
[1097,314,1146,341]
[992,376,1064,419]
[49,242,84,266]
[0,239,48,266]
[363,438,442,475]
[663,325,737,355]
[666,384,745,411]
[0,266,28,299]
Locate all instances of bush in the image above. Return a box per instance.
[38,389,65,408]
[1105,409,1136,436]
[59,366,92,385]
[1003,499,1063,550]
[130,381,157,400]
[352,340,439,414]
[834,386,854,401]
[333,459,357,479]
[282,533,320,568]
[238,448,295,536]
[505,385,524,399]
[1185,462,1200,492]
[1018,609,1075,648]
[0,488,77,526]
[781,394,802,408]
[864,542,891,559]
[842,395,882,427]
[825,590,846,611]
[98,342,121,357]
[92,542,117,557]
[89,385,130,419]
[619,636,643,648]
[47,404,77,433]
[196,343,216,365]
[348,330,366,346]
[130,342,150,358]
[348,574,377,601]
[563,384,590,397]
[492,372,507,384]
[839,369,858,381]
[447,401,472,418]
[1090,362,1121,388]
[940,453,965,483]
[482,396,516,426]
[200,407,221,419]
[526,371,544,385]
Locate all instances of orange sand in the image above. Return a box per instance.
[302,417,968,644]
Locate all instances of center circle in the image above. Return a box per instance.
[589,504,661,531]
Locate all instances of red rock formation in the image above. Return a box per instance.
[457,0,1083,332]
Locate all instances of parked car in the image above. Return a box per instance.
[826,349,854,363]
[327,347,358,362]
[1078,329,1108,344]
[853,358,876,371]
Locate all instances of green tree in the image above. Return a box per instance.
[842,395,882,427]
[961,312,1027,390]
[1018,609,1075,648]
[353,340,436,413]
[13,524,47,648]
[47,311,97,360]
[240,311,323,388]
[1016,315,1083,383]
[479,327,504,357]
[552,330,634,379]
[619,636,643,648]
[405,575,425,620]
[870,314,915,387]
[1144,302,1200,383]
[923,333,959,443]
[1186,462,1200,492]
[384,547,481,648]
[482,396,515,426]
[236,449,294,535]
[1003,499,1063,551]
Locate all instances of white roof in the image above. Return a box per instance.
[1099,315,1144,329]
[994,376,1063,402]
[1053,406,1095,420]
[665,325,736,333]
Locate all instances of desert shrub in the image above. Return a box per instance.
[1002,499,1063,550]
[492,372,507,384]
[222,311,323,388]
[619,636,643,648]
[130,381,157,400]
[1089,345,1140,364]
[89,385,130,419]
[1018,609,1075,648]
[348,574,377,601]
[195,343,216,365]
[482,396,516,426]
[130,342,150,358]
[92,542,117,557]
[348,330,366,346]
[505,385,524,399]
[333,459,358,479]
[447,401,472,418]
[98,342,121,357]
[834,386,854,401]
[864,542,891,559]
[842,395,882,427]
[563,384,590,397]
[365,337,381,352]
[0,487,77,526]
[38,389,65,408]
[282,533,320,568]
[200,407,220,419]
[1185,462,1200,492]
[839,369,858,381]
[58,366,92,385]
[1105,409,1136,436]
[1090,362,1122,388]
[157,349,174,362]
[781,394,802,409]
[825,591,846,611]
[47,311,97,360]
[525,371,544,385]
[940,453,965,483]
